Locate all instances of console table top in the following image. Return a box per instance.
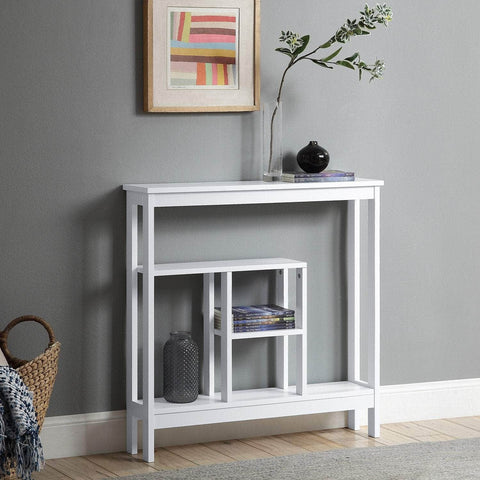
[123,178,384,194]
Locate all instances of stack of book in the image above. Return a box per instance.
[281,170,355,183]
[214,304,295,333]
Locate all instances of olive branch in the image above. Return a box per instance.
[267,3,393,174]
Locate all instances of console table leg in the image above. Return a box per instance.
[126,197,139,451]
[296,267,307,395]
[126,415,138,455]
[347,199,361,430]
[221,272,233,402]
[347,411,360,431]
[142,200,156,461]
[367,187,381,438]
[275,269,289,390]
[203,273,215,396]
[142,417,154,462]
[368,406,380,437]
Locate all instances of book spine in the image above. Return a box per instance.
[215,314,295,322]
[214,312,295,320]
[233,323,296,333]
[215,305,295,318]
[215,320,296,330]
[234,317,295,325]
[214,318,295,325]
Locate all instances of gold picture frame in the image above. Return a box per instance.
[144,0,260,112]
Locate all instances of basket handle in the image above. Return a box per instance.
[0,315,57,367]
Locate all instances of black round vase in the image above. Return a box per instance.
[163,331,199,403]
[297,141,330,173]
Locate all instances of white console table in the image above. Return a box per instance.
[123,179,383,462]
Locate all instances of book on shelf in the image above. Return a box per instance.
[214,316,295,326]
[214,317,295,330]
[232,323,296,333]
[214,304,295,319]
[214,304,296,332]
[281,170,355,183]
[215,321,296,332]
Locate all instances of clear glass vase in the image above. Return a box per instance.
[262,100,283,181]
[163,331,199,403]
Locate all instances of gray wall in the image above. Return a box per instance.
[1,0,480,417]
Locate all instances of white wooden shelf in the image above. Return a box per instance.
[201,259,307,404]
[214,328,304,339]
[124,180,382,463]
[136,258,307,276]
[128,382,374,429]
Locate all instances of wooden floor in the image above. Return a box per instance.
[34,416,480,479]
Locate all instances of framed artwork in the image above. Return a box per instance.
[143,0,260,112]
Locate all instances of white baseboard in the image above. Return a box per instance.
[41,378,480,459]
[379,378,480,423]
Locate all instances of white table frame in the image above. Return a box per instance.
[123,179,383,462]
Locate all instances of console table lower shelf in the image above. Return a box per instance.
[128,381,373,430]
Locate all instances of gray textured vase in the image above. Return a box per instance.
[163,331,199,403]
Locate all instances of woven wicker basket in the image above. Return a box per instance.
[0,315,60,479]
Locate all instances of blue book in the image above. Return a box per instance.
[215,304,295,319]
[281,170,355,183]
[233,322,296,333]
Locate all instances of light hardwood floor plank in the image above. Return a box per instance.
[448,416,480,432]
[34,464,72,479]
[152,448,197,470]
[240,436,309,456]
[85,452,158,476]
[46,457,116,480]
[206,439,273,461]
[313,428,383,449]
[355,426,419,446]
[166,444,236,466]
[414,419,480,439]
[382,422,454,442]
[277,431,343,452]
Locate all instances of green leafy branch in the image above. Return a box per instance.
[267,3,393,173]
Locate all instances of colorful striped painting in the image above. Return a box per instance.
[168,8,238,88]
